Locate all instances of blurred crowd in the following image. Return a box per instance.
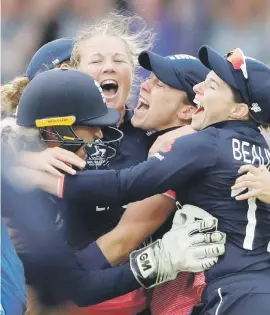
[2,0,270,90]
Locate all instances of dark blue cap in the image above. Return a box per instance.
[138,51,209,105]
[199,45,270,125]
[17,68,120,127]
[25,38,75,81]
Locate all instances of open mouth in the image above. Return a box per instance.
[135,96,150,112]
[100,79,119,98]
[193,98,205,115]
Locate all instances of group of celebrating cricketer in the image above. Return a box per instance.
[2,12,270,315]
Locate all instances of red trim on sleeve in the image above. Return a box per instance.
[57,175,65,198]
[163,190,176,200]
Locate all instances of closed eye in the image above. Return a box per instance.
[205,78,219,90]
[114,59,126,63]
[205,80,216,90]
[156,82,165,88]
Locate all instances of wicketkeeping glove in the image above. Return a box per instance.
[130,205,226,289]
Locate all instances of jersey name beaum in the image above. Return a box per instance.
[232,138,270,165]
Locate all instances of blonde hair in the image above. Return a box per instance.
[1,76,30,114]
[71,11,155,69]
[1,62,71,116]
[70,11,155,103]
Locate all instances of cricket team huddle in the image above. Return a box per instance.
[2,11,270,315]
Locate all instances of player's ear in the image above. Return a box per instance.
[177,105,196,122]
[59,62,71,69]
[229,102,249,120]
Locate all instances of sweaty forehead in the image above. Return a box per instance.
[148,73,185,94]
[80,36,129,57]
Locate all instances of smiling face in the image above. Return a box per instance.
[77,35,133,119]
[191,71,249,131]
[132,74,196,131]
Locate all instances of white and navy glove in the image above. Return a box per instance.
[130,205,226,289]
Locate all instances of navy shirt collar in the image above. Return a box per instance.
[120,107,184,147]
[146,126,180,137]
[145,126,181,147]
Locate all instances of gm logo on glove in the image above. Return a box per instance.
[137,247,155,278]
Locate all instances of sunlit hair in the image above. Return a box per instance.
[1,77,30,114]
[71,11,155,70]
[1,62,71,115]
[70,11,156,103]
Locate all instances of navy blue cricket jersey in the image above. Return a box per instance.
[1,146,140,307]
[63,120,270,283]
[65,110,174,249]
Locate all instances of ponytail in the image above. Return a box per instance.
[1,76,30,114]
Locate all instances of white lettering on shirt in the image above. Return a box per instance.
[232,138,270,165]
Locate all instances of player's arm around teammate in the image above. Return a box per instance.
[18,48,222,315]
[95,50,209,267]
[8,147,175,266]
[232,164,270,203]
[5,68,226,309]
[63,18,209,315]
[5,149,226,291]
[149,125,196,156]
[22,44,270,315]
[97,195,175,265]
